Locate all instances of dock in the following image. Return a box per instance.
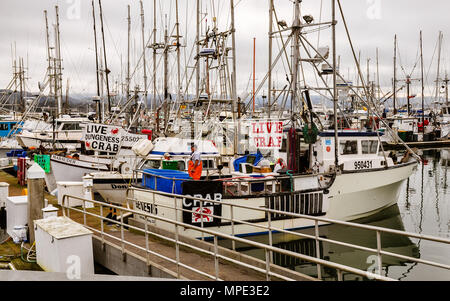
[383,139,450,150]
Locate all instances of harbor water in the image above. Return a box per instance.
[220,148,450,281]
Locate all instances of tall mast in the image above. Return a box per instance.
[393,34,397,114]
[291,0,300,121]
[196,0,201,101]
[55,5,63,117]
[126,5,131,101]
[163,21,169,132]
[153,0,157,114]
[175,0,182,111]
[376,47,380,102]
[331,0,339,171]
[230,0,238,154]
[98,0,111,115]
[92,0,101,122]
[420,30,425,130]
[406,75,411,116]
[435,31,443,105]
[253,37,256,114]
[268,0,273,118]
[140,0,148,111]
[44,10,53,100]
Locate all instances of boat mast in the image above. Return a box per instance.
[44,10,54,103]
[98,0,112,116]
[196,0,201,102]
[153,0,158,130]
[253,37,256,115]
[140,0,148,112]
[163,18,169,132]
[230,0,238,155]
[332,0,339,171]
[435,31,443,106]
[393,34,397,114]
[126,5,131,102]
[91,0,101,122]
[268,0,273,119]
[291,0,300,122]
[175,0,182,114]
[420,30,424,131]
[55,5,63,118]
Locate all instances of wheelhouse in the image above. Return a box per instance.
[313,131,392,173]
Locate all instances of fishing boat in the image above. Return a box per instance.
[90,137,225,205]
[44,122,148,192]
[124,0,421,240]
[129,130,418,239]
[16,116,88,151]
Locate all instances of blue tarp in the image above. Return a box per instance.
[233,151,263,172]
[142,169,191,194]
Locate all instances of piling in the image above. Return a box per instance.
[26,163,46,243]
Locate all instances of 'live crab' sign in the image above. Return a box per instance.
[249,120,283,149]
[82,123,123,153]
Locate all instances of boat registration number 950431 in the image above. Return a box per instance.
[354,160,373,170]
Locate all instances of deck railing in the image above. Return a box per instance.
[61,189,450,281]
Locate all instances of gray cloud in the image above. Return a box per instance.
[1,0,449,105]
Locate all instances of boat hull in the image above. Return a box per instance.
[131,161,418,239]
[50,155,108,183]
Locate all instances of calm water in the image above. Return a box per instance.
[220,148,450,281]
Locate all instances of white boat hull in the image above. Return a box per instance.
[48,155,109,189]
[131,161,418,239]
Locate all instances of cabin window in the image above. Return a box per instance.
[142,159,161,169]
[61,123,81,131]
[339,140,357,155]
[0,124,9,131]
[362,141,378,154]
[202,159,215,169]
[178,160,186,171]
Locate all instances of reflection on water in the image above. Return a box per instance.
[220,148,450,281]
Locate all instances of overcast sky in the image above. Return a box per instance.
[1,0,450,104]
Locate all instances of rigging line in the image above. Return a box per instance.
[103,11,125,67]
[317,0,323,49]
[408,37,422,78]
[424,35,439,100]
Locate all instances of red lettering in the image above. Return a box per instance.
[266,122,273,134]
[276,122,282,133]
[267,136,274,147]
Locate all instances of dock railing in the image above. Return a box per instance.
[61,190,450,281]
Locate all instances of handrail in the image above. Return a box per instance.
[126,186,450,277]
[128,185,450,245]
[61,193,396,281]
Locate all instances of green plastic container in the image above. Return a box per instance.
[34,154,51,173]
[397,131,407,141]
[162,160,179,170]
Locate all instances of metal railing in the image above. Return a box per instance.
[135,168,332,198]
[61,189,450,281]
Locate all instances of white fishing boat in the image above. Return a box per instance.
[129,131,418,239]
[45,122,147,192]
[16,116,88,150]
[90,137,225,205]
[440,105,450,138]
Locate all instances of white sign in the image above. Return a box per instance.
[82,123,123,153]
[248,120,283,149]
[120,132,146,148]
